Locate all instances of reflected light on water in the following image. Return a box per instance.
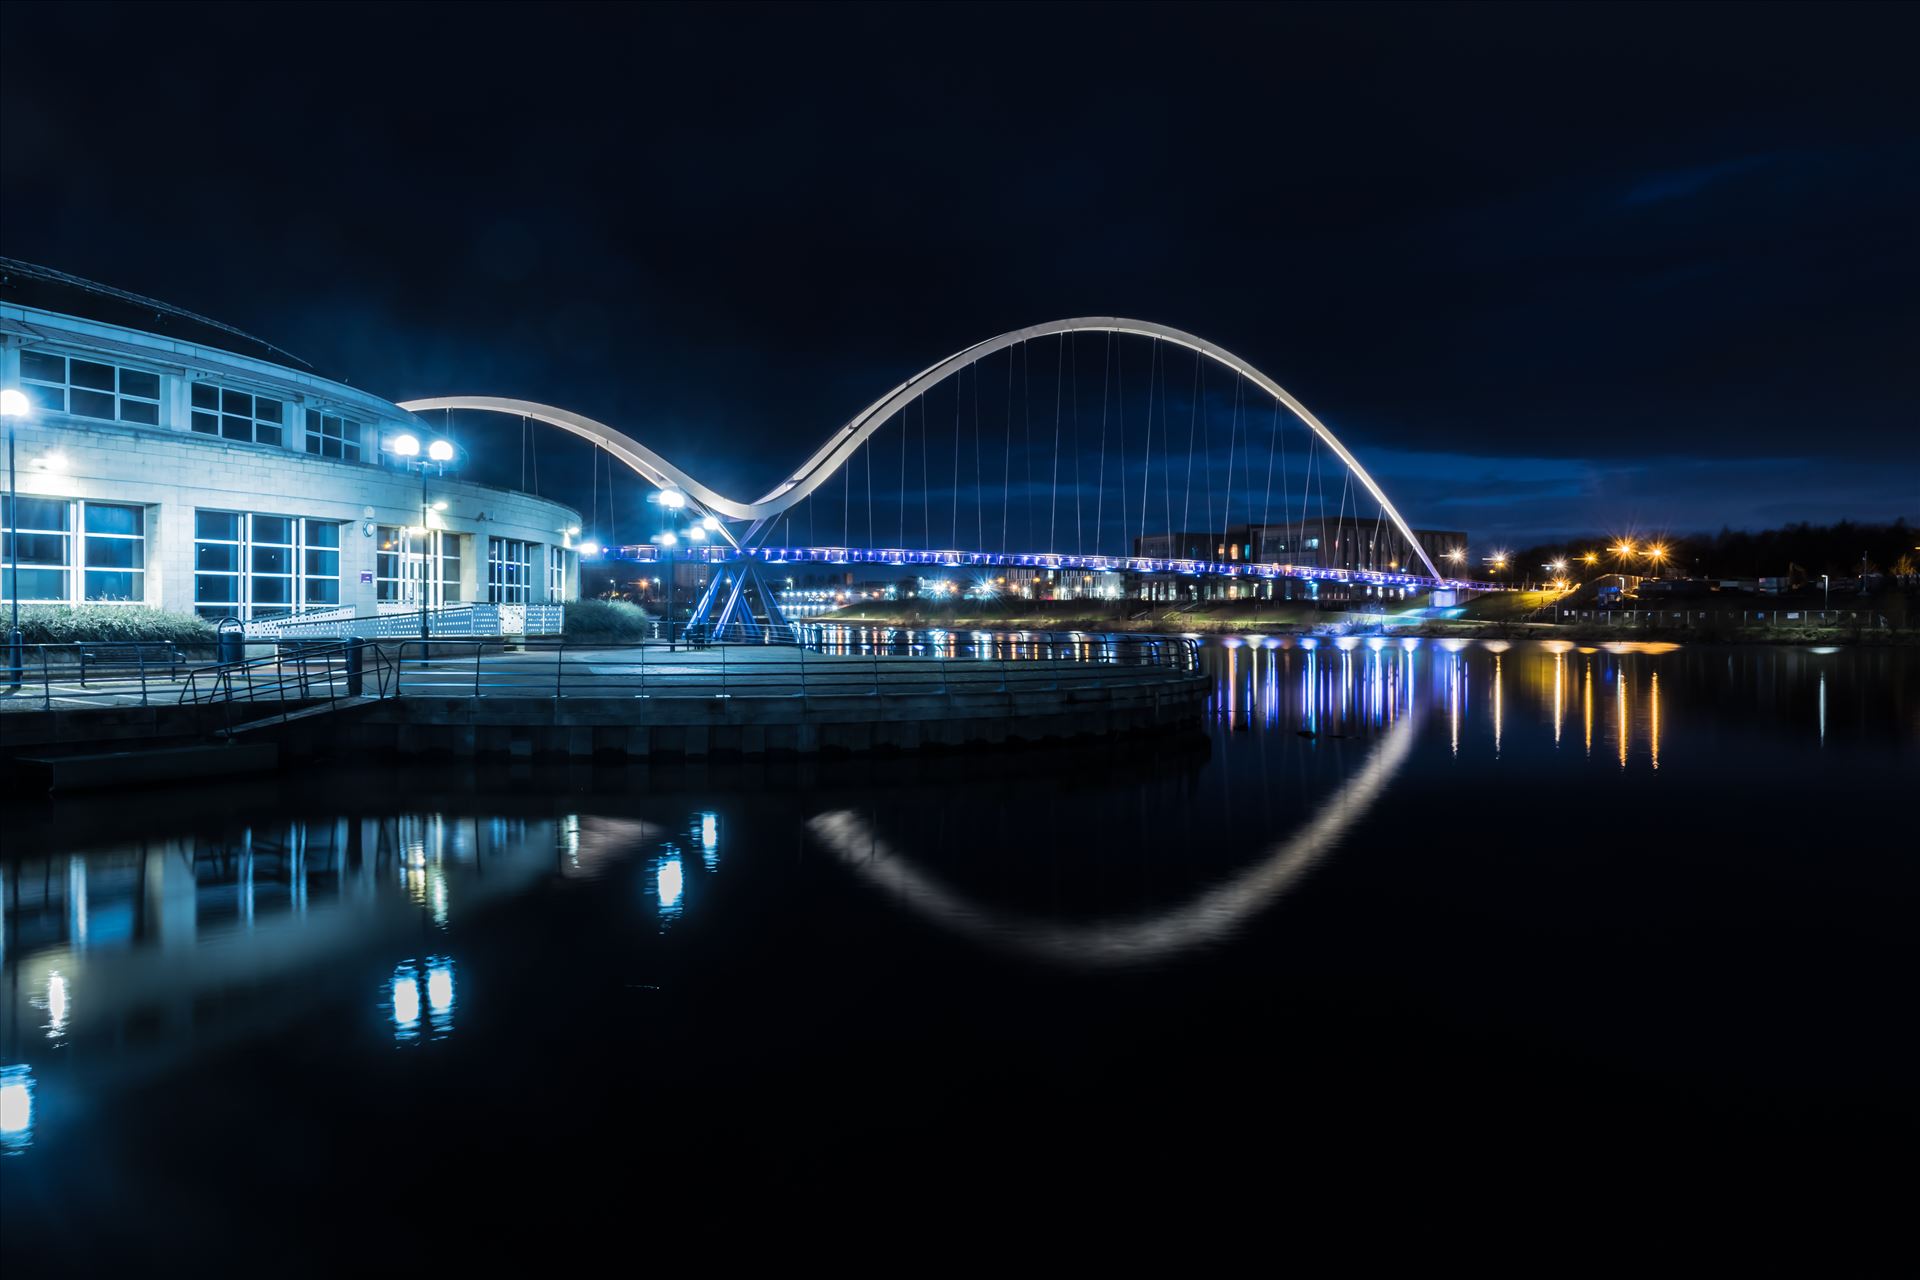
[656,855,686,920]
[426,960,455,1018]
[0,1065,34,1153]
[1553,650,1565,746]
[1651,671,1661,770]
[1584,657,1594,757]
[389,958,457,1043]
[1493,654,1504,756]
[45,972,69,1042]
[391,966,421,1034]
[1618,664,1630,769]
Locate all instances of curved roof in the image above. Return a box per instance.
[0,256,314,372]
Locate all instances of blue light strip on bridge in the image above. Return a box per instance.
[606,544,1490,591]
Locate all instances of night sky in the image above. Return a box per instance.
[2,1,1914,548]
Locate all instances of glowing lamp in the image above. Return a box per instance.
[658,489,687,510]
[428,439,455,463]
[0,388,30,418]
[391,433,421,458]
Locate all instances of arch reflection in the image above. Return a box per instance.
[809,709,1418,969]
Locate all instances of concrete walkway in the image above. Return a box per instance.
[1,642,1188,712]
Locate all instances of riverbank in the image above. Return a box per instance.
[816,600,1918,645]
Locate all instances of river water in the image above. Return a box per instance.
[2,638,1915,1263]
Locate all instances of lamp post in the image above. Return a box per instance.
[655,486,687,647]
[390,433,456,639]
[2,387,30,687]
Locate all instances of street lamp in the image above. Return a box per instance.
[389,433,456,638]
[2,386,31,686]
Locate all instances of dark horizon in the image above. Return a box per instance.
[3,1,1915,550]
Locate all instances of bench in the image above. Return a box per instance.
[71,642,185,685]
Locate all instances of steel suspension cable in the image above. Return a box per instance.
[1138,336,1156,551]
[1049,334,1063,553]
[951,372,961,549]
[1160,340,1175,548]
[1021,341,1033,554]
[1002,350,1013,553]
[1115,337,1127,559]
[1095,332,1111,556]
[1070,335,1083,555]
[1181,350,1200,540]
[1220,377,1241,562]
[1261,396,1280,560]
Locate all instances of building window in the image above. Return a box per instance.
[83,503,146,600]
[304,410,363,461]
[20,351,163,425]
[487,537,532,604]
[1,495,73,602]
[376,527,461,607]
[2,498,149,604]
[303,519,340,605]
[547,548,573,602]
[194,510,340,620]
[190,383,285,446]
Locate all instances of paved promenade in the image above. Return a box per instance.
[1,641,1190,713]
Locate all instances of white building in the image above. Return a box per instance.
[0,260,580,623]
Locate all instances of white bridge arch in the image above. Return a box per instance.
[400,316,1443,581]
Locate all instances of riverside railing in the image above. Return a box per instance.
[1540,608,1891,628]
[2,641,191,710]
[245,603,566,641]
[178,641,396,734]
[387,633,1199,701]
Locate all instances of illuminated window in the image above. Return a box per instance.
[2,499,148,604]
[377,527,461,606]
[547,548,573,601]
[20,351,162,425]
[487,537,533,603]
[1,496,74,602]
[304,410,363,461]
[83,503,146,600]
[190,383,284,446]
[194,511,339,620]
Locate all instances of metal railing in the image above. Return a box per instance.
[2,641,191,710]
[1540,608,1891,628]
[246,602,566,641]
[178,641,396,732]
[644,619,804,647]
[388,632,1199,701]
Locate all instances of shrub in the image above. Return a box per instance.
[13,604,218,648]
[563,598,653,642]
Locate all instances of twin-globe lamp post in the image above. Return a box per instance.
[2,386,31,686]
[388,432,456,639]
[648,488,722,646]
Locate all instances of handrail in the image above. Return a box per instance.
[176,640,396,734]
[1,641,189,709]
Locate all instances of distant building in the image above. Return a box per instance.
[1132,519,1466,575]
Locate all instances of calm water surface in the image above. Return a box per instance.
[3,638,1915,1263]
